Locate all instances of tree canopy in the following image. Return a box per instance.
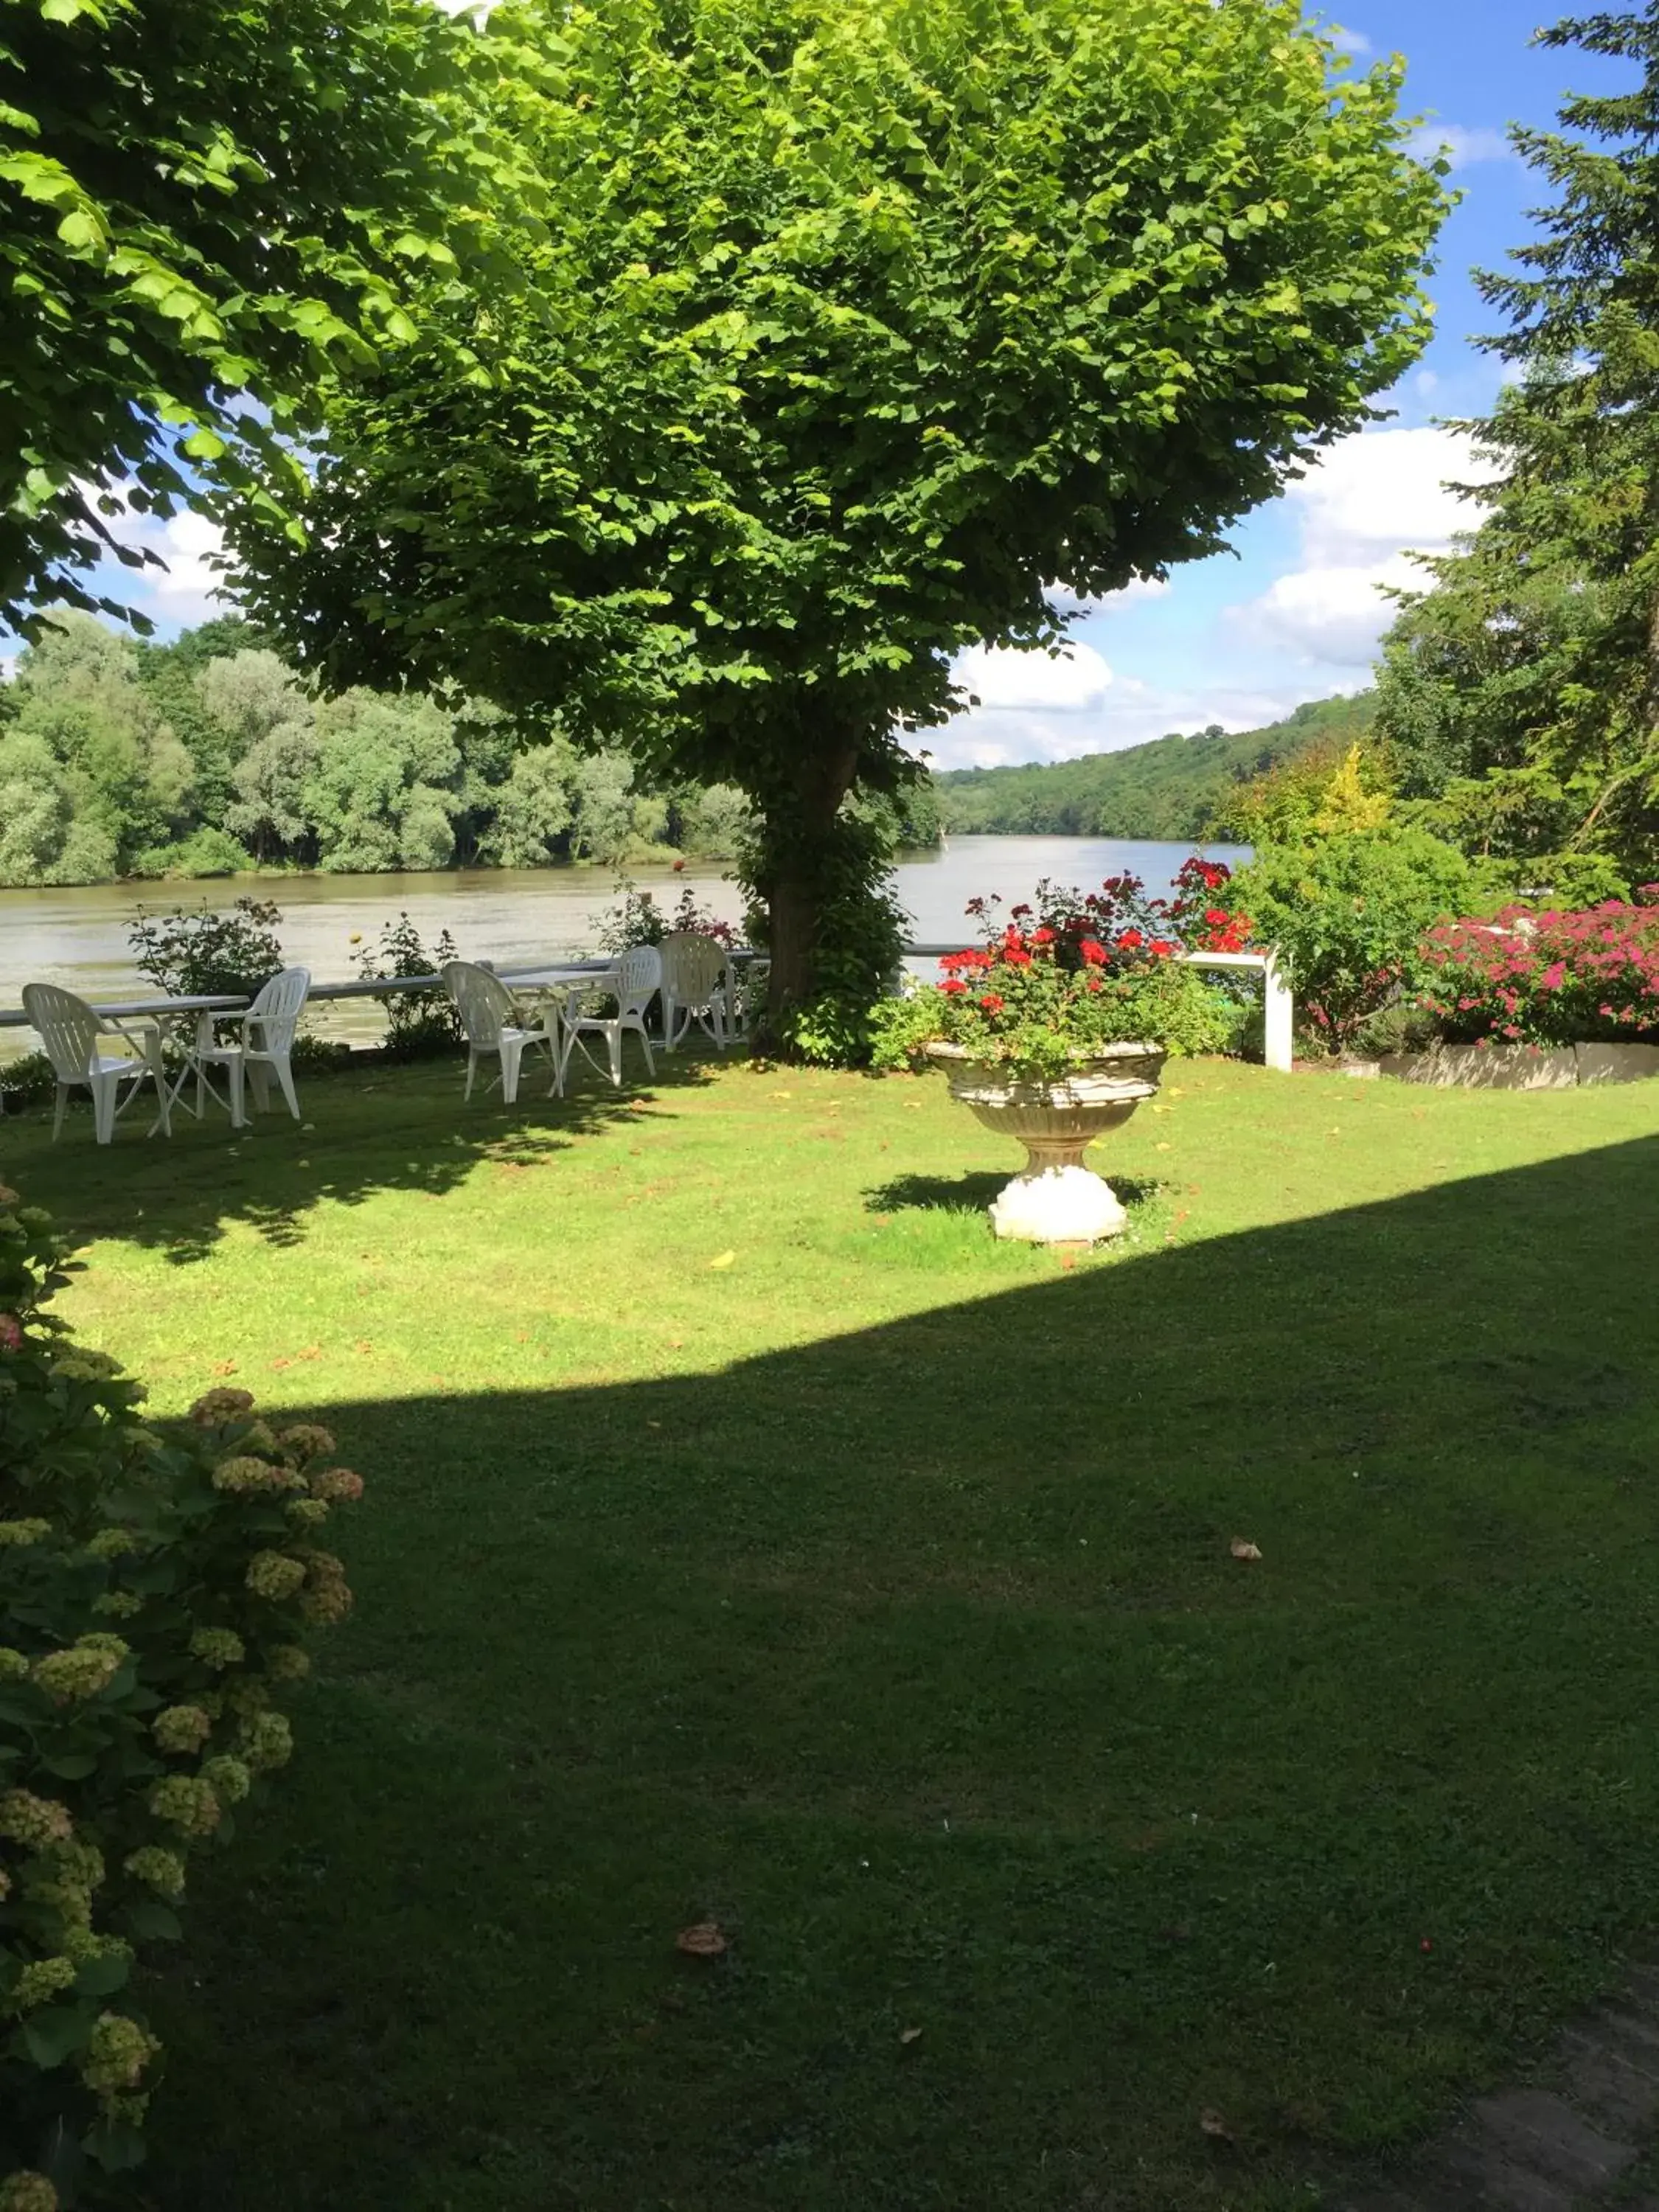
[1374,1,1659,882]
[221,0,1445,1026]
[0,0,526,636]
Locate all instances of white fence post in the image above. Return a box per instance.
[1262,953,1294,1073]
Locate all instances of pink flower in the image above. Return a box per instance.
[0,1313,21,1355]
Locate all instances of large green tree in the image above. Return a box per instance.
[0,0,524,635]
[220,0,1445,1029]
[1375,3,1659,880]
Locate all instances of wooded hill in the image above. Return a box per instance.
[935,693,1376,840]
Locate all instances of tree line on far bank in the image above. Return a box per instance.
[0,611,939,888]
[934,695,1376,841]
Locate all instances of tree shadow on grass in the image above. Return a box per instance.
[865,1169,1163,1215]
[0,1051,725,1265]
[131,1133,1659,2212]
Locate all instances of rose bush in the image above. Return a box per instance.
[871,861,1246,1082]
[0,1186,362,2206]
[1418,896,1659,1046]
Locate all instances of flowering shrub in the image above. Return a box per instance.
[592,879,736,954]
[1418,896,1659,1045]
[870,861,1245,1082]
[0,1186,363,2205]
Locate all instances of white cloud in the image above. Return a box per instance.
[1046,575,1171,619]
[955,640,1113,715]
[78,490,231,628]
[1246,556,1425,665]
[1329,24,1372,55]
[1231,425,1500,667]
[1406,123,1514,170]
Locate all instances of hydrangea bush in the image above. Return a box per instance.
[0,1186,363,2208]
[1418,897,1659,1046]
[871,861,1248,1082]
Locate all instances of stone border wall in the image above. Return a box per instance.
[1370,1041,1659,1090]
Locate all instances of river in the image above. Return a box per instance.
[0,835,1245,1057]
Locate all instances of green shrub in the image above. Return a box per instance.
[0,1058,57,1114]
[1225,828,1478,1051]
[354,914,461,1060]
[0,1186,363,2205]
[288,1036,354,1078]
[125,831,254,883]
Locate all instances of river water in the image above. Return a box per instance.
[0,835,1245,1057]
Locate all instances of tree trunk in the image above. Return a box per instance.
[757,724,861,1024]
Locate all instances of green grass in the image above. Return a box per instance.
[5,1051,1659,2211]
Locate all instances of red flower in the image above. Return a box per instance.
[942,978,967,996]
[1204,907,1230,928]
[1079,938,1107,967]
[1003,948,1032,969]
[1009,903,1032,919]
[1116,929,1144,951]
[1032,926,1056,945]
[979,992,1005,1013]
[1149,939,1176,959]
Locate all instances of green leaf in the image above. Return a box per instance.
[40,1750,101,1779]
[83,2115,148,2172]
[21,2002,94,2068]
[123,1900,183,1941]
[74,1950,132,1997]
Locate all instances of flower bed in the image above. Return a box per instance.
[872,860,1250,1082]
[1418,897,1659,1047]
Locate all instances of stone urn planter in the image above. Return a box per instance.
[925,1040,1166,1243]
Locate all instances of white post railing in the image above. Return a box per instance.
[1179,949,1293,1073]
[2,946,1296,1069]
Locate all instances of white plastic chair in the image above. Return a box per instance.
[21,982,171,1145]
[659,931,730,1053]
[556,944,661,1089]
[442,961,559,1104]
[194,967,311,1127]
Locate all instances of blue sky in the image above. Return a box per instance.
[91,0,1624,768]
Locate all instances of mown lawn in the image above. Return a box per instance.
[4,1050,1659,2211]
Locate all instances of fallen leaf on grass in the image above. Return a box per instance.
[210,1360,237,1377]
[270,1357,291,1372]
[899,2027,923,2045]
[355,1340,373,1354]
[768,1090,794,1101]
[1199,2109,1233,2140]
[675,1922,728,1958]
[709,1251,736,1270]
[297,1345,321,1361]
[1229,1538,1262,1562]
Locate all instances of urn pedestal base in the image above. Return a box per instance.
[925,1042,1166,1247]
[989,1164,1128,1244]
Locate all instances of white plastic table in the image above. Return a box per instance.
[80,992,250,1135]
